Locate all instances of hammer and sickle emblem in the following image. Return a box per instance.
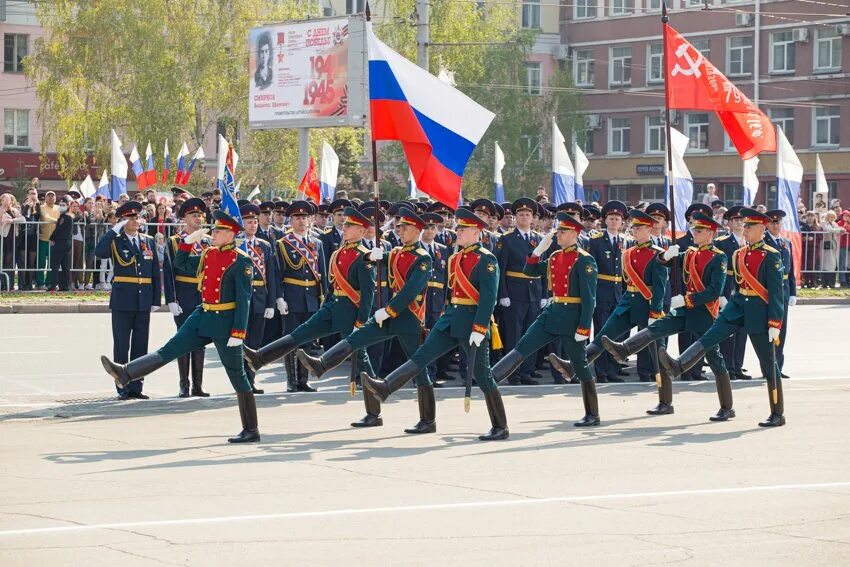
[671,43,703,78]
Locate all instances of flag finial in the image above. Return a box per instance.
[365,1,371,21]
[662,1,668,22]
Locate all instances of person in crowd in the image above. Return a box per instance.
[837,210,850,288]
[17,186,41,291]
[37,190,60,288]
[48,197,75,292]
[0,193,24,290]
[821,210,842,288]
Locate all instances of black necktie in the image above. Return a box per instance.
[524,233,529,244]
[131,237,140,255]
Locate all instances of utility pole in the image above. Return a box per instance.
[416,0,430,71]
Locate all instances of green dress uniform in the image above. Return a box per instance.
[601,212,734,420]
[297,207,435,432]
[659,208,786,427]
[362,207,510,442]
[101,211,261,443]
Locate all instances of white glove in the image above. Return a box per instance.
[112,219,129,234]
[168,302,182,316]
[575,333,588,342]
[263,307,274,319]
[276,298,289,315]
[151,305,160,313]
[380,219,395,233]
[670,295,686,310]
[788,296,797,307]
[374,308,390,327]
[532,231,554,257]
[368,247,385,261]
[718,296,728,309]
[499,298,511,308]
[184,228,209,245]
[768,327,780,343]
[662,244,680,261]
[469,331,485,347]
[648,318,660,327]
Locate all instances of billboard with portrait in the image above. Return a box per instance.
[248,16,367,129]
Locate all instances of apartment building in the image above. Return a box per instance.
[564,0,850,209]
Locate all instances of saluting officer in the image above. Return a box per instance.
[102,210,260,443]
[764,209,796,377]
[298,206,435,433]
[584,200,628,383]
[163,197,211,397]
[496,197,545,385]
[240,203,280,394]
[275,200,327,392]
[552,210,667,387]
[492,212,601,426]
[95,201,162,400]
[362,208,509,441]
[602,212,733,420]
[659,208,786,427]
[243,207,376,387]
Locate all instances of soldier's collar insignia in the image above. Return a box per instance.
[220,243,236,251]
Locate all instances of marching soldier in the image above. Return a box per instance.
[470,198,501,252]
[498,202,515,234]
[765,209,796,377]
[429,202,457,248]
[601,212,733,420]
[240,203,280,394]
[584,200,628,383]
[95,201,162,400]
[581,205,601,243]
[551,210,668,389]
[496,197,545,385]
[274,200,327,392]
[361,208,509,441]
[101,210,261,443]
[715,206,750,380]
[298,206,435,433]
[242,207,376,388]
[360,205,393,376]
[163,197,211,397]
[256,201,277,243]
[659,208,786,427]
[421,212,451,384]
[491,212,600,426]
[271,201,288,238]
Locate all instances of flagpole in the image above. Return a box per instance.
[366,4,383,312]
[661,3,680,295]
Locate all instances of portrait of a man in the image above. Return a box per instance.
[254,31,273,90]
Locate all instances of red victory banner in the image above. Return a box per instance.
[298,156,321,203]
[664,23,775,160]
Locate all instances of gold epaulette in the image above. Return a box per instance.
[416,248,428,256]
[591,232,604,239]
[762,244,779,254]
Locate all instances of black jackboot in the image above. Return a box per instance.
[190,348,210,397]
[658,342,706,380]
[647,367,675,415]
[710,371,736,421]
[602,329,656,364]
[479,389,509,441]
[492,350,525,384]
[549,342,603,382]
[298,340,353,379]
[574,380,601,427]
[101,352,167,388]
[244,335,296,373]
[228,391,261,443]
[351,387,383,427]
[759,377,786,427]
[296,356,316,392]
[284,353,297,392]
[361,360,421,402]
[405,385,437,434]
[177,354,190,397]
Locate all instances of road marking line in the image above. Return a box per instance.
[1,480,848,537]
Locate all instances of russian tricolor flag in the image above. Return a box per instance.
[665,127,694,237]
[161,140,170,185]
[143,142,157,187]
[110,129,128,201]
[320,140,339,201]
[129,145,146,190]
[174,142,189,185]
[96,170,111,199]
[367,23,494,208]
[552,118,575,206]
[493,142,505,203]
[743,156,759,206]
[574,143,589,203]
[776,126,803,283]
[180,146,205,186]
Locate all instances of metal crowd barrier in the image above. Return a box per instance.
[0,220,186,292]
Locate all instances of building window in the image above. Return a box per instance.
[727,36,753,76]
[814,28,841,72]
[3,109,30,149]
[607,186,629,202]
[609,0,634,16]
[647,43,663,83]
[522,134,543,161]
[646,0,663,12]
[641,185,665,203]
[723,183,745,206]
[685,0,703,6]
[609,46,632,86]
[574,49,595,87]
[646,115,665,153]
[525,62,542,95]
[579,128,595,155]
[4,34,28,73]
[770,107,794,144]
[345,0,365,14]
[609,118,631,155]
[686,113,709,150]
[770,31,795,73]
[522,0,541,29]
[813,106,839,147]
[723,132,737,153]
[574,0,597,19]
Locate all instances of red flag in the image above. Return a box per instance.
[664,24,775,160]
[298,156,321,203]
